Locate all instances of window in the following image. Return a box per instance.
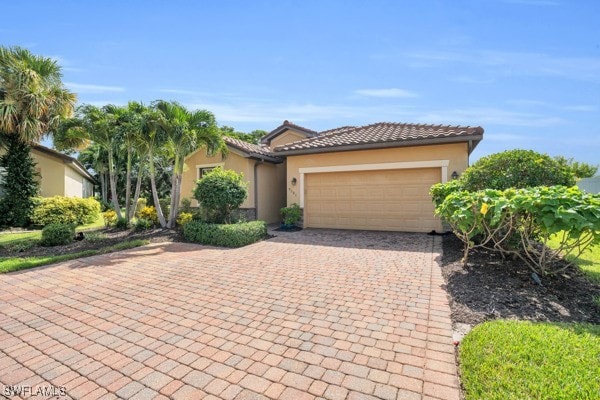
[198,167,216,179]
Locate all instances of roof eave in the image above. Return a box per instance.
[273,135,484,156]
[248,153,285,164]
[260,125,318,145]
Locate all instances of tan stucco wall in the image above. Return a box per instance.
[269,130,308,148]
[256,162,286,223]
[181,149,254,208]
[64,165,85,198]
[285,143,469,206]
[31,151,66,197]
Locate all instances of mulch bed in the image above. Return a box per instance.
[441,234,600,326]
[0,228,183,258]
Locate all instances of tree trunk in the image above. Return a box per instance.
[100,172,107,203]
[108,147,122,219]
[167,169,178,228]
[129,160,144,220]
[148,147,167,227]
[125,150,132,221]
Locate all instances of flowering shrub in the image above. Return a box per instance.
[138,206,159,225]
[434,186,600,275]
[102,210,117,227]
[32,196,101,226]
[176,212,193,227]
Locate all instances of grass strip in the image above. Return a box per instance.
[460,320,600,400]
[0,239,149,274]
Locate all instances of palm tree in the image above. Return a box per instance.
[78,143,109,203]
[154,101,225,228]
[140,105,168,227]
[0,46,76,225]
[55,104,123,218]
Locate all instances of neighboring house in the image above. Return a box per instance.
[0,144,95,198]
[577,176,600,194]
[182,120,484,232]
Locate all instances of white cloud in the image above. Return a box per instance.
[415,107,565,128]
[355,88,418,98]
[65,82,125,93]
[159,88,206,96]
[563,105,596,112]
[185,100,415,125]
[395,50,600,82]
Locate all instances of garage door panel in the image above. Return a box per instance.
[305,168,441,232]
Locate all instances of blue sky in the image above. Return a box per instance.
[3,0,599,164]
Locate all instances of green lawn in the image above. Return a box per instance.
[547,233,600,283]
[0,213,106,250]
[0,239,149,274]
[460,320,600,400]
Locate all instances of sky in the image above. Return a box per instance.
[3,0,599,164]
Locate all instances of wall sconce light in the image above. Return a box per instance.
[291,177,297,186]
[451,171,459,180]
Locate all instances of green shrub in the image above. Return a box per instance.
[435,185,600,275]
[193,167,248,223]
[138,206,159,225]
[32,196,101,226]
[159,197,171,218]
[115,217,130,230]
[134,218,153,231]
[280,203,302,226]
[134,198,147,218]
[102,210,117,227]
[183,220,266,248]
[97,198,112,212]
[40,223,75,246]
[180,197,193,213]
[460,149,575,191]
[176,212,193,227]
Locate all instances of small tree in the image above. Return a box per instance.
[554,156,598,179]
[0,136,40,226]
[459,149,575,191]
[193,167,247,223]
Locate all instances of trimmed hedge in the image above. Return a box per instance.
[183,220,267,248]
[41,223,75,246]
[32,196,101,226]
[458,149,575,191]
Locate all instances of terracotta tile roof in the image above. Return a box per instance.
[223,136,282,160]
[272,122,484,154]
[280,120,318,135]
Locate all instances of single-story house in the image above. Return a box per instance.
[0,144,95,198]
[182,120,484,232]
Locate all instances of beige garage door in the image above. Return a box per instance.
[304,168,441,232]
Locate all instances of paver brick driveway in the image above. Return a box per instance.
[0,229,460,400]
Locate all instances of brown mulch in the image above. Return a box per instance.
[441,234,600,326]
[0,228,183,258]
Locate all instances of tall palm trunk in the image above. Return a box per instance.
[100,172,107,203]
[107,147,122,219]
[167,165,178,228]
[148,147,167,227]
[129,160,144,220]
[124,150,132,221]
[167,155,184,228]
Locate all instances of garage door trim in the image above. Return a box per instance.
[298,159,449,207]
